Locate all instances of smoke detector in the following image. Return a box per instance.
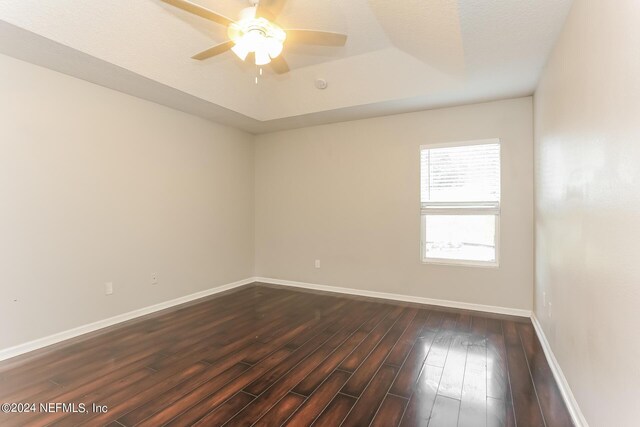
[315,79,328,90]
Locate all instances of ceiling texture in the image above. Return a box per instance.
[0,0,573,133]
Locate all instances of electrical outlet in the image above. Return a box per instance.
[151,273,158,285]
[315,260,321,269]
[105,282,114,296]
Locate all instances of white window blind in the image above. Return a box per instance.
[421,143,500,204]
[420,140,501,266]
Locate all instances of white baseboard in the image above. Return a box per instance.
[0,277,254,362]
[531,314,589,427]
[253,277,531,317]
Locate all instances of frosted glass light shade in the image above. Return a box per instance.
[231,41,250,61]
[266,38,283,58]
[255,49,272,65]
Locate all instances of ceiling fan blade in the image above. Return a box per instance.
[192,41,234,60]
[161,0,234,27]
[270,56,290,74]
[285,30,347,46]
[255,0,288,20]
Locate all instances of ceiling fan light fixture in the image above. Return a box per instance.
[228,15,286,66]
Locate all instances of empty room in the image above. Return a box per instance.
[0,0,637,426]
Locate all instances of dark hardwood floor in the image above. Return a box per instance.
[0,283,573,426]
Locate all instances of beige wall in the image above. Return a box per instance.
[0,54,254,350]
[255,97,534,311]
[534,1,640,425]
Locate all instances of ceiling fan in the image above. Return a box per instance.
[161,0,348,74]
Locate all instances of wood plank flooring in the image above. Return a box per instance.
[0,283,573,426]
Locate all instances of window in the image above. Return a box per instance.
[420,140,501,266]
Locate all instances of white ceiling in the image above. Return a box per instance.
[0,0,573,133]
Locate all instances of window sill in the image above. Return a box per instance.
[421,258,499,268]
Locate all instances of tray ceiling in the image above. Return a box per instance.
[0,0,573,133]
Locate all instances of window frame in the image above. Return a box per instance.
[419,139,501,268]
